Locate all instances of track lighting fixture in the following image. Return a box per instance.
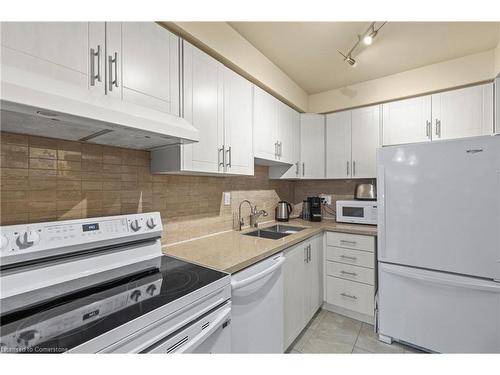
[337,22,387,67]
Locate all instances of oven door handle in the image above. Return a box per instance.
[230,257,285,291]
[176,306,231,353]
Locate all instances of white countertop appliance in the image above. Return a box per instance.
[336,200,377,225]
[0,213,231,353]
[377,135,500,353]
[230,253,284,353]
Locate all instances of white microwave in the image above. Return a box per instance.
[336,200,377,225]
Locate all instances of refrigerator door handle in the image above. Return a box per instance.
[382,265,500,293]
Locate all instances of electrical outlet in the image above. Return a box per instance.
[223,192,231,206]
[319,194,332,205]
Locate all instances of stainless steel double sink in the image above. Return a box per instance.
[242,224,306,240]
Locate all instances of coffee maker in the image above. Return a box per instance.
[307,196,322,222]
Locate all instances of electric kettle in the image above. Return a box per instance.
[275,201,293,222]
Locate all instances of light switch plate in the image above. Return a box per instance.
[223,192,231,206]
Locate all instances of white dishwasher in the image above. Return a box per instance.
[230,253,284,353]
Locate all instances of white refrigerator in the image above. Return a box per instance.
[377,135,500,353]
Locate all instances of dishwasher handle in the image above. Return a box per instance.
[231,257,285,291]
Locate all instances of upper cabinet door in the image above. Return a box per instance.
[326,111,352,179]
[300,114,325,179]
[223,67,254,176]
[277,102,295,164]
[116,22,180,115]
[182,42,224,174]
[351,105,380,179]
[1,22,105,94]
[253,86,278,161]
[432,83,494,141]
[279,109,301,179]
[382,95,432,146]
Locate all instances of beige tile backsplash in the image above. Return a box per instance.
[0,131,371,245]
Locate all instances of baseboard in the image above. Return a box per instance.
[322,302,374,325]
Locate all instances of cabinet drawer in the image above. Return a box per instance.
[325,246,374,269]
[326,261,374,285]
[326,276,374,316]
[326,232,375,252]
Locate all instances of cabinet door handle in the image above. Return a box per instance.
[90,45,102,86]
[346,161,349,176]
[426,120,431,139]
[302,162,305,177]
[274,141,278,158]
[304,248,307,263]
[295,161,299,176]
[226,146,232,168]
[435,119,441,138]
[278,141,282,157]
[308,245,311,262]
[218,146,225,170]
[340,255,357,261]
[340,270,357,276]
[340,239,357,245]
[353,160,356,176]
[340,293,357,300]
[108,52,119,91]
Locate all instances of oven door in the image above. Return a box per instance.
[144,301,231,354]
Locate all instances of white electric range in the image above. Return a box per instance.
[0,213,231,353]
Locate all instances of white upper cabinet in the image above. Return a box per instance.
[382,95,432,146]
[1,22,105,95]
[326,111,352,178]
[277,102,299,165]
[181,42,224,174]
[351,105,380,179]
[253,86,278,161]
[115,22,180,116]
[152,41,253,176]
[431,83,493,140]
[300,114,325,179]
[223,68,254,176]
[382,83,494,146]
[279,109,301,178]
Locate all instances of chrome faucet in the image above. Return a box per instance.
[238,200,268,231]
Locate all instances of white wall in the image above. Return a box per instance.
[163,22,309,112]
[308,50,496,113]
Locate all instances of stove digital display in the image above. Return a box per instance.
[82,223,99,232]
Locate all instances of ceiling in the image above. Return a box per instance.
[229,22,500,94]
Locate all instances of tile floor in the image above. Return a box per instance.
[287,309,425,354]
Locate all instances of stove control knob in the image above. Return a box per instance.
[146,217,157,229]
[1,234,8,251]
[130,219,141,232]
[146,284,157,296]
[17,231,40,248]
[130,290,142,302]
[17,329,40,347]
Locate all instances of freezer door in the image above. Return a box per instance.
[377,136,500,279]
[378,262,500,353]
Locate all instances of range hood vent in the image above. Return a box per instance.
[0,66,199,150]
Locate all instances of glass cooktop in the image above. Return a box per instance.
[0,256,228,353]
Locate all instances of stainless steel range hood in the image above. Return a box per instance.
[0,68,199,149]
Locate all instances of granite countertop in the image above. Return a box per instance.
[163,218,377,274]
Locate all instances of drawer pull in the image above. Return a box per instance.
[340,255,357,261]
[340,270,357,276]
[340,240,357,245]
[340,293,357,300]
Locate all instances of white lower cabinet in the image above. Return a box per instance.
[324,232,376,323]
[283,234,323,349]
